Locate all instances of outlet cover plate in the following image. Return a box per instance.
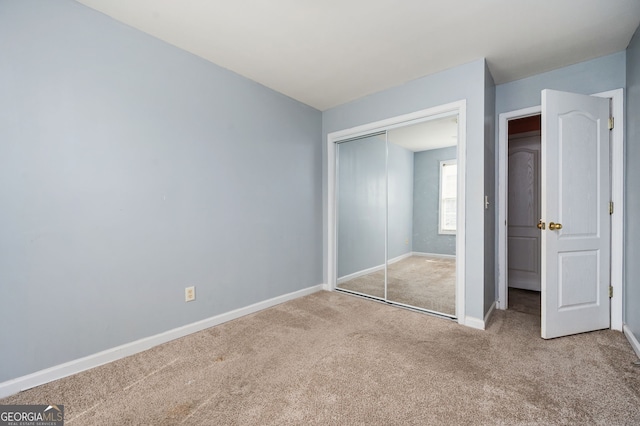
[185,286,195,302]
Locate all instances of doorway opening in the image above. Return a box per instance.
[497,88,624,334]
[506,114,541,317]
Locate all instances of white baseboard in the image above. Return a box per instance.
[0,284,325,399]
[484,301,496,327]
[336,252,413,284]
[463,316,485,330]
[462,302,495,331]
[623,324,640,359]
[388,252,413,264]
[337,264,384,284]
[412,252,456,259]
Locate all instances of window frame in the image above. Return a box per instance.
[439,159,457,235]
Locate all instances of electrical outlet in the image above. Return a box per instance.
[185,286,195,302]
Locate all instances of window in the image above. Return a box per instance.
[439,159,457,234]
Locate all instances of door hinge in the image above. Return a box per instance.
[609,201,614,215]
[609,285,613,298]
[609,117,614,130]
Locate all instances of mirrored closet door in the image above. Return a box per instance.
[335,116,458,318]
[336,132,387,300]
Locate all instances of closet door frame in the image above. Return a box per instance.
[327,100,467,323]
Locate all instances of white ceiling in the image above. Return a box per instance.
[75,0,640,111]
[388,116,458,152]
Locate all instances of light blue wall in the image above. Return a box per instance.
[0,0,322,382]
[412,146,456,256]
[484,62,497,314]
[387,142,414,260]
[496,51,626,115]
[323,59,488,321]
[625,25,640,345]
[336,136,386,277]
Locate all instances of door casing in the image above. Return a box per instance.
[496,88,624,331]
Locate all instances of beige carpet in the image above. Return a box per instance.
[509,287,541,316]
[2,291,639,425]
[338,255,456,315]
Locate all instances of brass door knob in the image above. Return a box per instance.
[537,220,545,230]
[549,222,563,230]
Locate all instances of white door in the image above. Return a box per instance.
[541,89,610,339]
[508,132,541,291]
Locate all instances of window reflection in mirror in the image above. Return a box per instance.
[386,116,457,315]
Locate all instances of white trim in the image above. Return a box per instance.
[455,103,467,323]
[388,252,413,264]
[464,316,486,330]
[336,253,413,284]
[593,89,624,332]
[337,264,385,284]
[385,133,389,300]
[328,106,463,142]
[623,325,640,359]
[496,89,624,333]
[327,100,467,325]
[464,301,496,330]
[412,252,456,259]
[0,284,325,399]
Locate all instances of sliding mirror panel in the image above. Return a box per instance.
[336,133,387,299]
[386,117,458,316]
